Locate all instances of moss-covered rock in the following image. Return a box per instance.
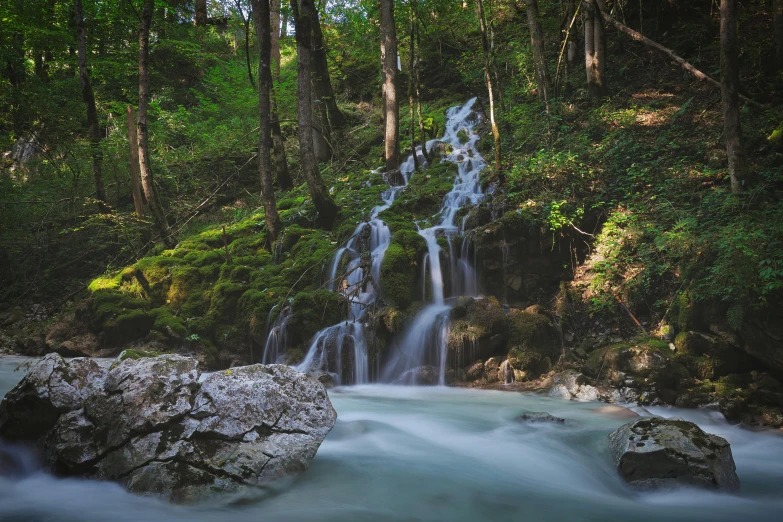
[505,306,559,376]
[289,290,348,347]
[379,230,425,309]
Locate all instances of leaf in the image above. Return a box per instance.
[726,303,744,331]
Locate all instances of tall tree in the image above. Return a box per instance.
[126,106,145,218]
[408,1,418,171]
[380,0,400,172]
[291,0,339,228]
[270,0,293,189]
[195,0,208,26]
[311,6,344,128]
[524,0,549,102]
[75,0,108,212]
[138,0,174,246]
[775,0,783,70]
[584,0,607,97]
[251,0,283,243]
[477,0,502,174]
[720,0,744,193]
[565,0,578,69]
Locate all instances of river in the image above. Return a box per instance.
[1,355,782,521]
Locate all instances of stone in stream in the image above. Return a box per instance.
[517,412,565,424]
[0,353,337,502]
[394,365,439,386]
[608,417,740,492]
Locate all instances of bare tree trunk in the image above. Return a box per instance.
[251,0,283,243]
[566,0,578,69]
[138,0,174,246]
[312,86,332,162]
[775,0,783,70]
[380,0,400,172]
[195,0,208,26]
[413,6,429,163]
[585,0,607,97]
[271,0,293,189]
[477,0,502,176]
[311,7,344,128]
[408,5,418,171]
[291,0,339,228]
[236,0,254,88]
[75,0,108,213]
[126,106,145,218]
[524,0,549,103]
[720,0,744,193]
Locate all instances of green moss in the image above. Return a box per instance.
[118,349,164,361]
[149,307,187,338]
[457,129,469,144]
[380,230,426,309]
[290,290,348,346]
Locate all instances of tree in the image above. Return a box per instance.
[291,0,339,228]
[126,106,145,218]
[311,6,344,128]
[270,0,293,189]
[380,0,400,172]
[75,0,108,212]
[720,0,744,193]
[477,0,502,175]
[584,0,607,97]
[775,0,783,70]
[195,0,208,26]
[408,1,418,171]
[251,0,283,243]
[524,0,549,103]
[138,0,174,246]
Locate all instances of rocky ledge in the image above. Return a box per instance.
[608,417,740,492]
[0,353,337,502]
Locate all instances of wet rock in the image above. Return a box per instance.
[396,365,439,386]
[608,417,740,492]
[548,384,572,400]
[484,357,500,383]
[517,412,565,424]
[466,361,484,381]
[550,370,585,395]
[0,354,336,502]
[574,384,599,401]
[316,372,336,389]
[500,359,514,384]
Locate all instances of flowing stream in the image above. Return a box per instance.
[1,358,782,522]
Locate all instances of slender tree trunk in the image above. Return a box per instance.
[270,0,293,189]
[311,7,344,128]
[312,86,332,161]
[585,0,607,97]
[281,8,288,36]
[195,0,208,26]
[408,5,418,171]
[291,0,339,228]
[477,0,502,175]
[75,0,108,212]
[566,0,578,69]
[380,0,400,172]
[775,0,783,70]
[138,0,174,246]
[720,0,744,193]
[236,0,254,88]
[524,0,549,102]
[413,10,429,163]
[251,0,283,243]
[126,106,145,218]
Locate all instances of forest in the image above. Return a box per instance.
[0,0,782,519]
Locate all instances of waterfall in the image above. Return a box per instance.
[381,97,487,384]
[262,304,291,364]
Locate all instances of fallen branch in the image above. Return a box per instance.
[581,1,763,107]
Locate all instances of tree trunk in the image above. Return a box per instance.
[238,0,254,88]
[585,0,607,97]
[138,0,174,246]
[311,7,344,128]
[126,106,145,218]
[477,0,502,176]
[312,86,332,161]
[251,0,283,243]
[413,8,429,163]
[380,0,400,172]
[75,0,108,213]
[775,0,783,70]
[291,0,339,228]
[525,0,549,102]
[566,0,578,69]
[409,4,418,171]
[195,0,208,26]
[271,0,293,189]
[720,0,744,193]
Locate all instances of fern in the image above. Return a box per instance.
[727,304,744,331]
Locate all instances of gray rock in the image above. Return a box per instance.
[548,384,572,400]
[0,354,336,502]
[551,370,585,395]
[517,412,565,424]
[395,365,439,386]
[608,417,740,492]
[574,384,600,402]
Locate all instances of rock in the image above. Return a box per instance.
[548,384,572,400]
[316,372,336,388]
[608,418,740,492]
[466,361,484,381]
[396,365,439,386]
[517,412,565,424]
[500,359,514,384]
[484,357,500,383]
[0,354,336,502]
[574,384,599,401]
[550,370,585,395]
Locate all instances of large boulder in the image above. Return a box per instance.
[608,417,740,492]
[394,365,439,386]
[0,353,337,502]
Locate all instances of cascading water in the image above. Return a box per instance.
[296,146,426,384]
[261,304,291,364]
[382,97,488,385]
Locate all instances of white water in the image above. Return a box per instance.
[381,98,486,383]
[1,360,781,521]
